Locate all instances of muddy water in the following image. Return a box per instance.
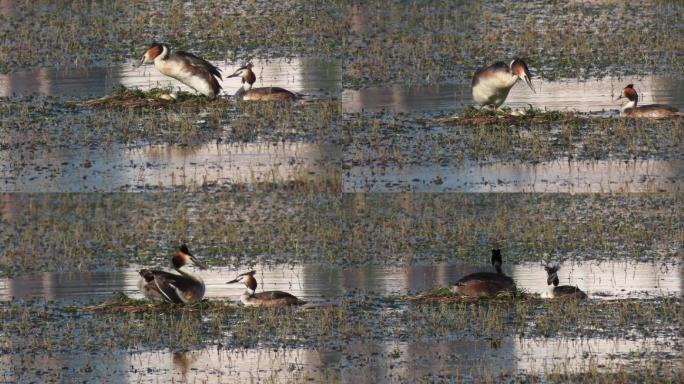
[1,260,680,303]
[345,159,683,193]
[0,57,341,98]
[0,142,339,192]
[342,76,684,114]
[1,336,677,383]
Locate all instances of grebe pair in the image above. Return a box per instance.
[472,60,679,118]
[140,43,297,101]
[138,246,304,307]
[451,249,587,300]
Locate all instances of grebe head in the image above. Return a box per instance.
[616,84,639,111]
[544,264,560,286]
[172,244,206,270]
[227,63,256,89]
[510,59,535,93]
[491,249,503,273]
[617,84,638,102]
[226,270,258,294]
[140,43,169,65]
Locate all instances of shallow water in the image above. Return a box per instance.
[0,57,341,98]
[342,76,684,114]
[1,334,677,383]
[0,142,338,192]
[1,260,680,303]
[345,159,683,193]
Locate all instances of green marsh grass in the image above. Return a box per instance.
[0,192,680,276]
[0,0,345,72]
[1,296,679,360]
[343,0,684,86]
[344,110,683,166]
[1,95,341,148]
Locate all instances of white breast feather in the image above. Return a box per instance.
[240,292,255,305]
[473,72,518,107]
[155,60,213,96]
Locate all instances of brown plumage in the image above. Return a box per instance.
[227,270,305,307]
[544,264,587,300]
[241,87,298,101]
[452,249,516,297]
[227,63,299,101]
[140,43,222,99]
[471,59,535,108]
[617,84,680,118]
[137,244,206,304]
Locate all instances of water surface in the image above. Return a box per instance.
[342,76,684,114]
[1,260,680,303]
[1,336,677,383]
[0,57,341,98]
[345,159,682,193]
[0,142,338,192]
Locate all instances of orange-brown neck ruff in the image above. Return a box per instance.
[245,274,257,291]
[243,69,256,86]
[172,251,190,269]
[623,85,638,104]
[146,44,163,60]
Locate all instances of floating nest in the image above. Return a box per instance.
[438,106,581,125]
[69,85,234,109]
[77,292,232,313]
[406,287,537,304]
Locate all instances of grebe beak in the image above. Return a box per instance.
[615,94,624,101]
[137,54,149,68]
[522,75,535,93]
[227,66,248,78]
[189,255,207,270]
[226,276,243,284]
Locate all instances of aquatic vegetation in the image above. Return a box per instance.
[80,292,226,314]
[2,0,682,89]
[344,110,683,166]
[410,286,532,303]
[0,296,680,381]
[0,96,341,148]
[344,0,684,86]
[71,86,226,109]
[0,0,346,72]
[0,192,680,276]
[0,0,681,381]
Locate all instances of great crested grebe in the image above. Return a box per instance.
[472,59,535,109]
[544,264,587,300]
[138,244,206,304]
[139,43,222,99]
[452,249,516,297]
[227,63,299,101]
[616,84,680,118]
[226,270,305,307]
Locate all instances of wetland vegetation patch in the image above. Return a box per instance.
[343,109,683,167]
[344,0,684,87]
[0,192,679,276]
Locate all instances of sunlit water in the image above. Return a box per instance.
[0,57,341,98]
[342,76,684,114]
[0,142,339,192]
[1,335,678,383]
[1,262,680,381]
[1,260,680,303]
[345,159,683,193]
